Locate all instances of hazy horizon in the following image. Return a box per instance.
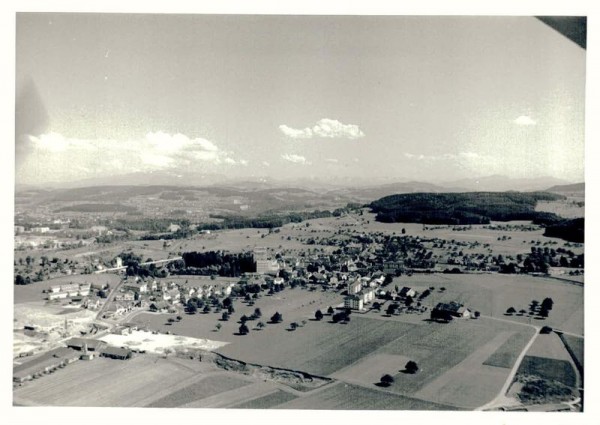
[16,14,585,186]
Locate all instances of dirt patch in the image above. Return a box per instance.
[215,354,332,391]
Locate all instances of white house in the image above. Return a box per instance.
[360,287,376,304]
[348,279,362,295]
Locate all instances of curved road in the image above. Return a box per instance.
[475,315,540,411]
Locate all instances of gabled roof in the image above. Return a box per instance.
[101,346,132,357]
[65,338,106,351]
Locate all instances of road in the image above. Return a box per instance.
[475,315,540,411]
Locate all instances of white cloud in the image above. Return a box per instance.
[28,132,79,152]
[404,152,482,161]
[279,118,365,139]
[262,161,271,167]
[325,158,339,163]
[514,115,537,126]
[18,131,247,184]
[279,125,313,139]
[281,154,309,164]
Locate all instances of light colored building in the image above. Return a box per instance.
[124,281,148,294]
[344,294,364,311]
[31,227,50,233]
[399,287,417,298]
[256,259,280,274]
[360,287,375,304]
[348,279,362,295]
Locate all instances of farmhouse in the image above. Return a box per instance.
[100,346,133,360]
[399,287,417,298]
[66,338,106,352]
[433,302,472,318]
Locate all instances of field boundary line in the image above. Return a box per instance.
[475,326,539,411]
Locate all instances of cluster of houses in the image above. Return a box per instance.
[47,282,91,300]
[13,337,133,384]
[111,277,236,315]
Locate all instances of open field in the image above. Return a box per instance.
[559,333,583,375]
[368,318,533,401]
[14,273,121,304]
[332,353,412,385]
[394,273,583,335]
[526,333,573,361]
[277,382,462,410]
[217,316,416,376]
[535,197,585,219]
[483,330,534,369]
[411,331,515,408]
[147,374,251,407]
[13,355,211,407]
[232,389,298,409]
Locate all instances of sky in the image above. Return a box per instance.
[15,14,586,186]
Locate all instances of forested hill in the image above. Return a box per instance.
[370,192,565,225]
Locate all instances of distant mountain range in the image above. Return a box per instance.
[545,182,585,193]
[15,172,580,195]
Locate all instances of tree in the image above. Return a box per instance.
[254,308,262,318]
[315,309,324,321]
[256,321,265,330]
[203,305,211,314]
[474,311,481,318]
[290,322,299,331]
[167,317,175,324]
[539,306,549,318]
[215,323,222,332]
[380,374,395,387]
[14,274,26,285]
[240,315,249,323]
[386,304,397,316]
[372,302,381,311]
[221,311,230,321]
[404,360,419,374]
[541,297,554,311]
[506,307,516,315]
[239,323,249,335]
[327,306,335,315]
[176,315,182,321]
[270,312,283,323]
